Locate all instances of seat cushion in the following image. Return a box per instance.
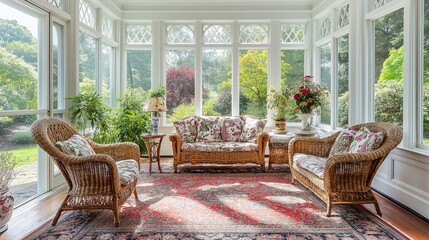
[116,160,139,185]
[328,125,356,158]
[173,116,198,143]
[239,118,267,142]
[196,116,222,142]
[55,134,95,156]
[221,116,245,142]
[293,153,327,178]
[182,142,258,152]
[348,127,385,153]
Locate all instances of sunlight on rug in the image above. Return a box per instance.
[25,164,409,239]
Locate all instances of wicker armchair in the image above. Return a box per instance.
[288,122,403,216]
[31,117,141,227]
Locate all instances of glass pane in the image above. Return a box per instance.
[320,43,331,125]
[203,25,232,44]
[281,24,304,43]
[338,4,350,29]
[126,50,151,91]
[127,25,152,44]
[167,25,194,44]
[424,0,429,144]
[240,24,268,44]
[101,44,113,106]
[53,22,65,110]
[0,114,38,206]
[47,0,64,10]
[337,34,349,127]
[0,4,39,111]
[373,0,393,10]
[102,16,114,39]
[79,32,96,93]
[374,8,403,127]
[202,49,232,116]
[79,0,95,29]
[320,17,331,38]
[239,49,268,118]
[281,50,305,122]
[165,49,195,122]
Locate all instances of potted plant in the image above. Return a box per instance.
[267,86,291,133]
[291,75,329,132]
[0,151,17,233]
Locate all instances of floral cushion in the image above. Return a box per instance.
[196,116,222,142]
[116,160,139,185]
[293,153,327,178]
[182,142,258,152]
[56,134,95,156]
[239,118,267,142]
[348,127,385,153]
[328,125,356,158]
[173,116,198,143]
[221,116,245,142]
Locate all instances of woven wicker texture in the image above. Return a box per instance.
[170,132,270,172]
[30,117,140,227]
[288,122,403,217]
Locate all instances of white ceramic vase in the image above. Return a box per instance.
[0,189,14,233]
[296,113,315,131]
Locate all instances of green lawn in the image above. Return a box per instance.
[0,145,38,167]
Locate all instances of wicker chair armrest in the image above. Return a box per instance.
[256,132,270,155]
[288,134,338,166]
[323,150,386,192]
[88,140,140,162]
[61,154,122,194]
[169,133,183,160]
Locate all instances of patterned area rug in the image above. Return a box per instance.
[25,163,409,239]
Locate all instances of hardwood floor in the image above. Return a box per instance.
[1,158,428,240]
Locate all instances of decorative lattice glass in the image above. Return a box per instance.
[240,24,268,44]
[79,0,95,29]
[281,24,304,43]
[338,4,350,29]
[167,25,194,44]
[203,25,232,44]
[47,0,63,9]
[127,25,152,44]
[319,17,331,38]
[374,0,393,9]
[102,16,114,39]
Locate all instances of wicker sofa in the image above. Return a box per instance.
[288,122,402,217]
[169,116,270,172]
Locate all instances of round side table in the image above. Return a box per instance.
[141,133,166,174]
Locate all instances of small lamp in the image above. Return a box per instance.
[143,97,167,134]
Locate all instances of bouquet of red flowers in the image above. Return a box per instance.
[291,75,328,115]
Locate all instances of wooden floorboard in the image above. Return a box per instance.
[1,158,428,240]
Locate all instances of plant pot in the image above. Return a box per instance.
[274,120,287,133]
[0,189,14,233]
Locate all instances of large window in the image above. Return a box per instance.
[373,8,404,127]
[337,34,349,127]
[79,31,96,93]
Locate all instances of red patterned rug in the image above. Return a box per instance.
[25,171,409,239]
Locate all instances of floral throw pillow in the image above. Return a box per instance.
[221,116,245,142]
[328,125,356,158]
[56,134,95,156]
[239,118,267,142]
[196,116,222,142]
[348,127,385,153]
[173,116,198,143]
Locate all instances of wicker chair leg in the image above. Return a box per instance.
[113,197,120,227]
[326,202,332,217]
[52,195,70,225]
[261,163,266,172]
[174,163,178,173]
[291,177,296,184]
[133,188,139,200]
[374,201,382,216]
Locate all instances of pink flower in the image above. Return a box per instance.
[293,93,301,100]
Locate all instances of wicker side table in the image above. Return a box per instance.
[268,132,295,171]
